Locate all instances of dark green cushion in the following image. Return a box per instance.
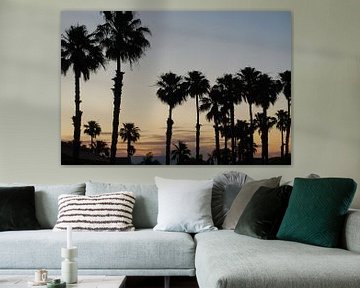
[0,186,41,231]
[276,178,357,247]
[235,185,292,239]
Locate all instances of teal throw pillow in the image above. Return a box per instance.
[276,178,357,247]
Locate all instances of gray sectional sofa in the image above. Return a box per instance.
[1,180,360,288]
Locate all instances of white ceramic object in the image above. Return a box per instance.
[61,247,78,284]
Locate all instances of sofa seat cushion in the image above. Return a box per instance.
[0,229,195,271]
[195,230,360,288]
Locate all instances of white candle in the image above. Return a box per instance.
[67,225,72,248]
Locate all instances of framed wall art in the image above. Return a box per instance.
[61,11,292,165]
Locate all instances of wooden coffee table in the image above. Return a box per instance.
[0,275,126,288]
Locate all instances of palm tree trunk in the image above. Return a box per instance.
[110,57,124,164]
[72,70,82,162]
[230,104,236,164]
[127,138,131,164]
[285,100,291,157]
[248,103,254,160]
[165,106,173,165]
[280,129,284,158]
[195,94,200,162]
[262,109,269,164]
[214,122,221,165]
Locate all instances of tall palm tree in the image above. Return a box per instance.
[119,123,140,164]
[254,112,277,163]
[94,140,110,158]
[84,120,102,151]
[200,85,222,164]
[156,72,187,165]
[279,70,291,157]
[237,67,262,161]
[96,11,151,164]
[171,141,191,165]
[255,73,281,163]
[234,120,256,163]
[216,74,243,164]
[61,24,105,162]
[275,110,289,158]
[184,71,210,162]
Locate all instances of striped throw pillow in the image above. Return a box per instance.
[53,192,136,231]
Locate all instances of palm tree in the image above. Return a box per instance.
[119,123,140,164]
[275,110,289,158]
[254,112,277,163]
[200,85,222,164]
[279,70,291,157]
[84,121,102,151]
[255,73,281,163]
[216,74,243,164]
[94,140,110,158]
[61,25,105,162]
[156,72,187,165]
[96,11,151,164]
[184,71,210,162]
[237,67,262,161]
[171,141,191,164]
[140,152,161,165]
[234,120,256,163]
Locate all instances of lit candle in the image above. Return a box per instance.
[67,225,72,249]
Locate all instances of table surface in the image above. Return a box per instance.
[0,275,126,288]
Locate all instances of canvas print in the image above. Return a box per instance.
[61,11,292,165]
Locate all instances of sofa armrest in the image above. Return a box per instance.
[342,209,360,253]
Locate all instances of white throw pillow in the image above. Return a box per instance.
[53,192,135,232]
[153,177,217,233]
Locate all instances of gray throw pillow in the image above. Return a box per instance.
[222,177,281,230]
[212,171,252,228]
[153,177,217,233]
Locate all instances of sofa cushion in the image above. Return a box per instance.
[0,186,40,231]
[277,178,357,247]
[195,230,360,288]
[53,192,136,232]
[0,183,86,229]
[86,182,158,229]
[153,177,216,233]
[0,229,195,272]
[222,177,281,229]
[234,185,292,239]
[212,171,251,228]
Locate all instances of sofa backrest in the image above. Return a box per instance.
[86,181,158,229]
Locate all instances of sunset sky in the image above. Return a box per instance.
[61,11,292,163]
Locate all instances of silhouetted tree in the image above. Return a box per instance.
[61,25,105,162]
[94,140,110,158]
[171,141,191,164]
[84,120,102,151]
[237,67,262,161]
[200,85,222,164]
[255,73,281,163]
[184,71,210,162]
[119,123,140,164]
[275,109,289,158]
[234,120,256,163]
[156,72,187,165]
[254,112,277,163]
[140,152,161,165]
[279,70,291,157]
[216,74,243,164]
[97,11,151,164]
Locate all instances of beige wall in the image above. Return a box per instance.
[0,0,359,208]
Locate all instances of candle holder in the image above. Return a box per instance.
[61,247,78,284]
